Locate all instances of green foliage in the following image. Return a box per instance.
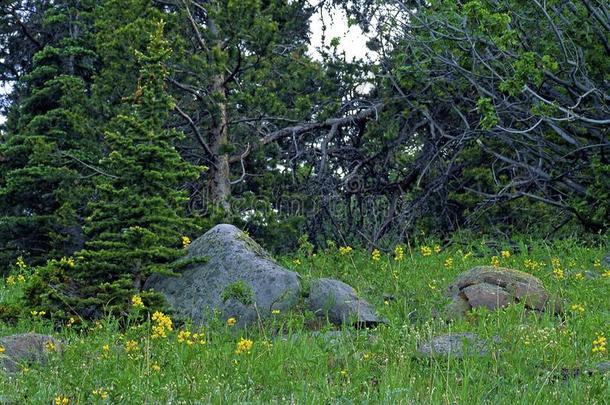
[221,281,254,306]
[0,2,100,272]
[23,22,203,320]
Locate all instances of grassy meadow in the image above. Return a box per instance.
[0,238,609,404]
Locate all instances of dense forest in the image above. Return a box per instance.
[0,0,608,317]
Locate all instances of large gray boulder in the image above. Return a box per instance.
[444,266,560,319]
[306,278,385,327]
[0,333,61,373]
[144,224,301,326]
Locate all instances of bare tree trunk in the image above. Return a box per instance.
[209,71,231,212]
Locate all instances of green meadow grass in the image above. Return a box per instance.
[0,239,609,404]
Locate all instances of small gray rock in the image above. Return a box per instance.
[0,333,61,373]
[417,332,490,358]
[144,224,301,327]
[595,361,610,374]
[306,278,385,327]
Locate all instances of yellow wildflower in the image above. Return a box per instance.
[235,337,253,355]
[463,251,473,260]
[501,250,510,259]
[16,256,27,270]
[177,330,194,346]
[420,246,432,257]
[444,257,454,269]
[45,341,57,352]
[182,236,191,248]
[227,317,237,327]
[92,388,109,400]
[151,311,173,339]
[491,256,500,267]
[271,309,280,315]
[394,246,404,261]
[151,362,161,372]
[592,335,607,354]
[593,259,601,268]
[371,249,381,261]
[339,246,353,255]
[6,275,16,286]
[0,345,4,353]
[553,268,564,279]
[17,274,25,283]
[433,244,441,254]
[131,294,144,309]
[292,258,301,265]
[570,304,585,314]
[125,340,139,353]
[59,257,75,267]
[574,272,584,280]
[603,270,610,277]
[54,396,69,405]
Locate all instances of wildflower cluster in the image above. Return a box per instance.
[523,259,543,271]
[6,274,26,286]
[30,310,46,317]
[371,249,381,261]
[59,256,75,267]
[593,259,601,268]
[0,345,5,354]
[226,317,237,327]
[339,246,353,255]
[177,329,206,346]
[570,303,585,314]
[491,256,500,267]
[420,246,432,256]
[131,294,145,309]
[501,250,511,259]
[182,236,191,248]
[444,257,453,269]
[54,396,69,405]
[394,245,404,261]
[592,335,607,355]
[92,388,109,399]
[235,337,253,355]
[151,311,173,339]
[551,258,564,279]
[125,340,139,353]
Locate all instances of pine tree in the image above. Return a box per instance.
[24,21,203,318]
[0,2,99,271]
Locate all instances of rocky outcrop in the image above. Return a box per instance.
[444,266,560,319]
[0,333,61,373]
[417,333,492,358]
[305,278,385,327]
[145,224,301,327]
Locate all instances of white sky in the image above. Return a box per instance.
[308,3,371,61]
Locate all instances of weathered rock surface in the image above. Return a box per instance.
[444,266,559,318]
[595,361,610,374]
[0,333,61,373]
[417,332,490,358]
[144,224,301,326]
[306,278,385,327]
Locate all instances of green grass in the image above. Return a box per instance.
[1,239,609,404]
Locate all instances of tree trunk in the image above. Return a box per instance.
[209,72,231,212]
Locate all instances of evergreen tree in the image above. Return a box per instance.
[0,1,99,272]
[24,21,202,318]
